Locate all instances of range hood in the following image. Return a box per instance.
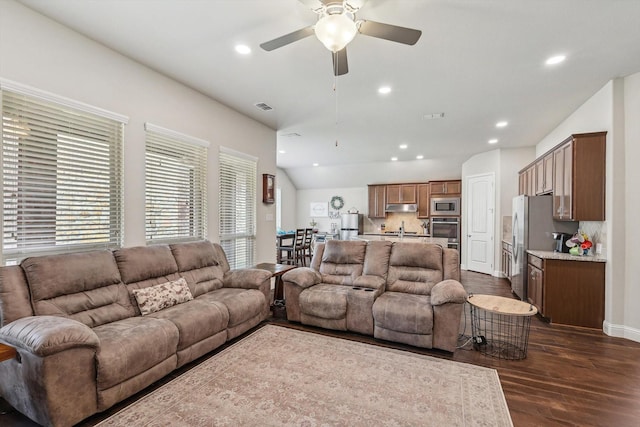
[385,203,417,213]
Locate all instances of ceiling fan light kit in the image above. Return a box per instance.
[315,12,357,52]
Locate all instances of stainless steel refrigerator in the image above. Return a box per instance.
[340,213,363,240]
[511,195,577,300]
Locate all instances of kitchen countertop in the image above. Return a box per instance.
[364,233,431,237]
[527,249,606,263]
[356,235,449,245]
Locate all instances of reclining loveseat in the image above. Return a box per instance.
[282,240,467,352]
[0,240,272,427]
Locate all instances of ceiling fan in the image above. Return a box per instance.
[260,0,422,76]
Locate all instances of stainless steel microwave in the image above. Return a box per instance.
[430,197,460,216]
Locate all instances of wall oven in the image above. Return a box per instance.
[430,217,460,251]
[430,197,460,216]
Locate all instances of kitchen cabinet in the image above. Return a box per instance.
[534,154,554,195]
[526,254,604,329]
[553,132,606,221]
[501,241,512,281]
[368,185,386,219]
[417,183,430,218]
[527,255,543,313]
[519,167,535,196]
[386,184,417,204]
[429,180,461,195]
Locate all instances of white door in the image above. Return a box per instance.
[466,173,495,274]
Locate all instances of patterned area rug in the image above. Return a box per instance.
[97,325,512,426]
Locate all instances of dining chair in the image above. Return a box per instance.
[278,228,306,266]
[303,228,314,265]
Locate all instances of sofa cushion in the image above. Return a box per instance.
[196,288,265,328]
[21,251,134,328]
[373,292,434,335]
[170,241,226,297]
[319,240,367,285]
[113,245,179,285]
[386,243,444,295]
[147,299,228,351]
[0,266,33,326]
[132,278,193,316]
[93,317,179,391]
[299,284,348,320]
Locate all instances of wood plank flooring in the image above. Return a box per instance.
[1,271,639,426]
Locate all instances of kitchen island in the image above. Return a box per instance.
[356,234,449,246]
[527,249,606,263]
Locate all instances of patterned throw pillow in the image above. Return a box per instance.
[132,277,194,315]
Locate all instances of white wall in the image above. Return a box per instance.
[276,168,297,231]
[296,188,368,233]
[0,1,277,263]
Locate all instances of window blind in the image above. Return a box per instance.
[219,148,257,269]
[145,127,207,244]
[1,90,124,264]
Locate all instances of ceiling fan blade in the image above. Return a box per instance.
[358,20,422,45]
[332,48,349,76]
[260,26,315,51]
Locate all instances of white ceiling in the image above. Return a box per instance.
[17,0,640,189]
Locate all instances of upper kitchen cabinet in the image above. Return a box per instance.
[417,184,430,218]
[386,184,417,204]
[553,132,606,221]
[368,185,386,219]
[429,180,461,195]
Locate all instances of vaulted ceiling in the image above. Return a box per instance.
[18,0,640,188]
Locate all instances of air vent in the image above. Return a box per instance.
[423,112,445,120]
[254,102,273,111]
[281,132,301,138]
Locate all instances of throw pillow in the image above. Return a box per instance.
[132,278,193,315]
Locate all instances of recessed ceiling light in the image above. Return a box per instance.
[312,162,319,167]
[278,150,286,154]
[545,55,566,65]
[488,139,498,144]
[416,155,424,160]
[391,157,398,161]
[378,86,392,95]
[399,144,408,149]
[235,44,251,55]
[496,121,508,128]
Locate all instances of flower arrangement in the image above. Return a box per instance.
[566,230,593,256]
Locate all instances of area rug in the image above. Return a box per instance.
[97,325,513,426]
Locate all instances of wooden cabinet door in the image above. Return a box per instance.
[417,184,430,218]
[553,147,565,219]
[518,172,525,195]
[562,141,573,220]
[527,263,543,314]
[429,181,446,195]
[543,153,554,193]
[386,185,401,204]
[400,184,417,203]
[535,160,544,195]
[368,185,386,218]
[445,181,461,194]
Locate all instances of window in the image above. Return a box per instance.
[144,123,208,244]
[1,82,126,264]
[219,148,257,269]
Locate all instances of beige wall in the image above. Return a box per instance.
[276,168,297,231]
[0,1,277,263]
[296,188,368,233]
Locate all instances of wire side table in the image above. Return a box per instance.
[467,294,537,360]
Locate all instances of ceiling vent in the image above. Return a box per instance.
[423,113,445,120]
[254,102,273,111]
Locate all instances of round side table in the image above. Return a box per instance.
[467,294,537,360]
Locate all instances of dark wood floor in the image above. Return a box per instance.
[2,271,639,426]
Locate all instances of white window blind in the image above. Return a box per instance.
[145,125,208,244]
[219,148,257,269]
[1,90,124,264]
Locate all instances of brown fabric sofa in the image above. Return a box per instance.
[0,240,272,427]
[282,240,467,352]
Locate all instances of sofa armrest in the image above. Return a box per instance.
[431,279,467,306]
[0,315,99,357]
[281,267,321,289]
[223,268,273,289]
[353,275,385,291]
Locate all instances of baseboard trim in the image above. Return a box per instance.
[603,321,640,343]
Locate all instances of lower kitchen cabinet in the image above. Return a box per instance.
[527,254,604,329]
